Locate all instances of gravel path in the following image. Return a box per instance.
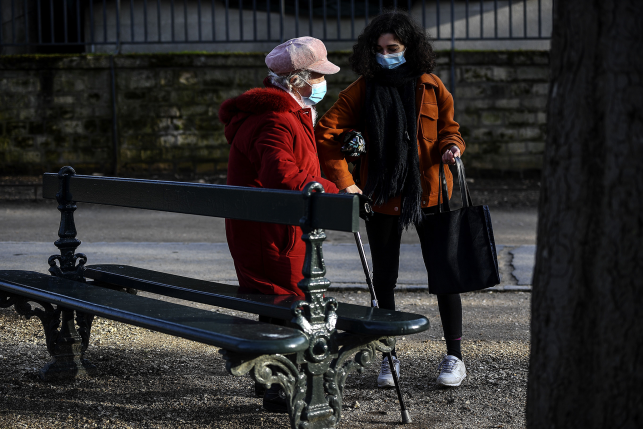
[0,290,530,429]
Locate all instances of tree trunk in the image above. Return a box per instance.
[527,2,643,428]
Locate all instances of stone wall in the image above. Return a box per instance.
[450,51,549,174]
[0,50,548,177]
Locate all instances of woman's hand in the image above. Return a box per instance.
[342,184,363,194]
[442,145,461,165]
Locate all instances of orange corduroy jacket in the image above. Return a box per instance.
[316,73,466,215]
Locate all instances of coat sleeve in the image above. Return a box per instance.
[435,78,466,155]
[315,78,366,191]
[249,113,339,193]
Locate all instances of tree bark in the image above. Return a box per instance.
[527,2,643,428]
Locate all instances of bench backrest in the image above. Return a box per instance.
[43,172,360,232]
[42,166,356,343]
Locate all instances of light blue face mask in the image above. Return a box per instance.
[376,50,407,69]
[302,80,327,106]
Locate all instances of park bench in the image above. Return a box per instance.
[0,166,430,429]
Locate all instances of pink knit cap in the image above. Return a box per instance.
[265,37,340,75]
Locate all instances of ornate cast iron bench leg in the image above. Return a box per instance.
[0,293,96,380]
[0,168,96,380]
[4,166,97,380]
[222,336,394,429]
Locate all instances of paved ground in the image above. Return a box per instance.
[0,201,537,289]
[0,200,537,245]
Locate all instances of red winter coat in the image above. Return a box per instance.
[219,78,339,296]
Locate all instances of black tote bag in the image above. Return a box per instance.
[421,158,500,294]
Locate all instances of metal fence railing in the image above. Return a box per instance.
[1,0,552,54]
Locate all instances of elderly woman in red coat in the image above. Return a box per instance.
[218,37,340,298]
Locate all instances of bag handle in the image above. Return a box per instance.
[454,157,473,208]
[437,159,451,213]
[438,156,473,213]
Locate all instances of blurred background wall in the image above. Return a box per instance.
[1,0,551,178]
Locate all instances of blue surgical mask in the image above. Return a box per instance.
[302,80,327,106]
[376,50,406,69]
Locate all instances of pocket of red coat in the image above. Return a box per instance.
[282,225,298,256]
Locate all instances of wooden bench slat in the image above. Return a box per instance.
[0,270,309,355]
[85,264,430,337]
[42,174,360,232]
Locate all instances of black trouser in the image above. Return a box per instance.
[365,208,463,357]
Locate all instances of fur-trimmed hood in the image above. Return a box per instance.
[218,87,297,123]
[219,79,303,143]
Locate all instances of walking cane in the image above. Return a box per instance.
[353,231,412,424]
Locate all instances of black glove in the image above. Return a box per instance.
[340,130,366,158]
[358,194,374,221]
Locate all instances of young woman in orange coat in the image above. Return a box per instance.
[316,11,467,388]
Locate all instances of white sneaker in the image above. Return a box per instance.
[377,356,400,388]
[436,355,466,387]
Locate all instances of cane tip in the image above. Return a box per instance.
[401,410,412,424]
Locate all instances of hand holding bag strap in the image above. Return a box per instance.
[438,158,451,213]
[454,157,473,208]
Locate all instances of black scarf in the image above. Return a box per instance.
[363,64,423,229]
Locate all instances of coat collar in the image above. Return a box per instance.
[418,73,439,88]
[218,80,303,124]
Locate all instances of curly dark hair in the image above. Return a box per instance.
[349,10,436,79]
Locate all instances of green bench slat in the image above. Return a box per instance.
[0,270,308,355]
[85,265,430,337]
[42,174,361,233]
